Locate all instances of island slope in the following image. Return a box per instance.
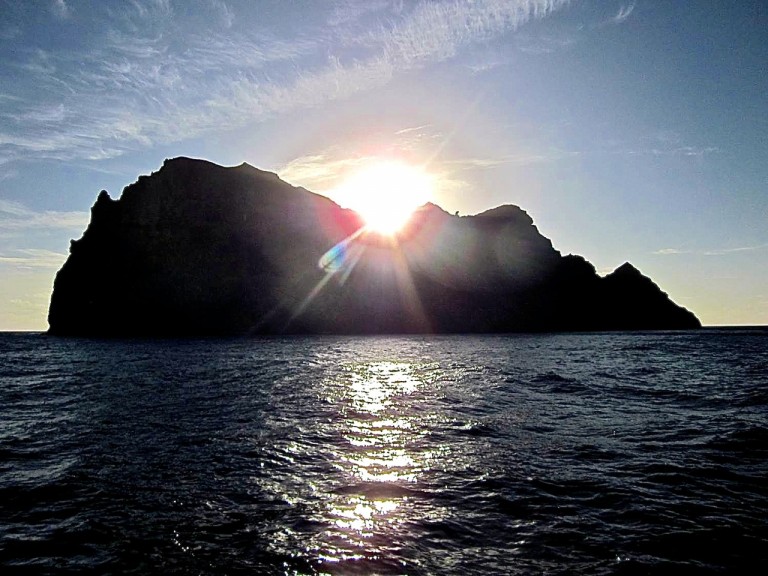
[48,157,700,336]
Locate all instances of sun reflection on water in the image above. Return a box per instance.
[256,355,451,572]
[345,361,420,413]
[317,359,439,568]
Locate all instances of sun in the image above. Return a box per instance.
[331,159,435,235]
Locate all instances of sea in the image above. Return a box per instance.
[1,330,766,575]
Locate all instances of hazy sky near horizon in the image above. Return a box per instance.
[1,0,766,329]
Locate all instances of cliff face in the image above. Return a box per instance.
[48,157,701,336]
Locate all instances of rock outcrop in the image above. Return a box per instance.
[47,157,701,336]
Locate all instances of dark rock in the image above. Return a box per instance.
[47,157,701,336]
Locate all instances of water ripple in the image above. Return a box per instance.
[0,331,767,574]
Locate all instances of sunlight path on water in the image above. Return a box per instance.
[255,344,454,573]
[318,359,447,570]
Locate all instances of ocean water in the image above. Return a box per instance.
[1,330,766,575]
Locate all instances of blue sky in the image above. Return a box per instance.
[1,0,766,329]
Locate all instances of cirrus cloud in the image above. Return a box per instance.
[0,0,570,163]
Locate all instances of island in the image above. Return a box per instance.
[48,157,700,336]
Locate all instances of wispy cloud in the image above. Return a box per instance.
[612,4,635,25]
[630,146,719,158]
[394,124,433,136]
[278,121,453,190]
[0,200,89,232]
[327,0,393,27]
[0,0,569,164]
[516,33,577,54]
[377,0,567,66]
[121,0,173,22]
[51,0,71,20]
[703,244,768,256]
[446,149,577,169]
[597,132,719,159]
[0,249,69,269]
[278,154,345,190]
[279,153,382,192]
[464,59,504,73]
[654,244,768,256]
[209,0,235,29]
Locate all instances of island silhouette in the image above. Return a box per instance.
[48,157,700,336]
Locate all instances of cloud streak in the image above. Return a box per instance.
[654,244,768,257]
[703,244,768,256]
[612,4,635,24]
[278,153,362,192]
[0,200,89,233]
[0,248,69,269]
[446,149,578,169]
[595,133,720,160]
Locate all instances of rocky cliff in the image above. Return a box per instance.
[47,157,700,336]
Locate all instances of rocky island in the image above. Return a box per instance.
[48,157,700,336]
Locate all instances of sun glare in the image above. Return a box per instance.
[332,160,435,235]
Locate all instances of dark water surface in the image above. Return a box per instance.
[1,330,766,575]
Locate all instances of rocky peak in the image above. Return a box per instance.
[47,157,701,336]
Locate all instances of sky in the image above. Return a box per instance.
[0,0,766,330]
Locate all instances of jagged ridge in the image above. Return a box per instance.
[48,157,700,336]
